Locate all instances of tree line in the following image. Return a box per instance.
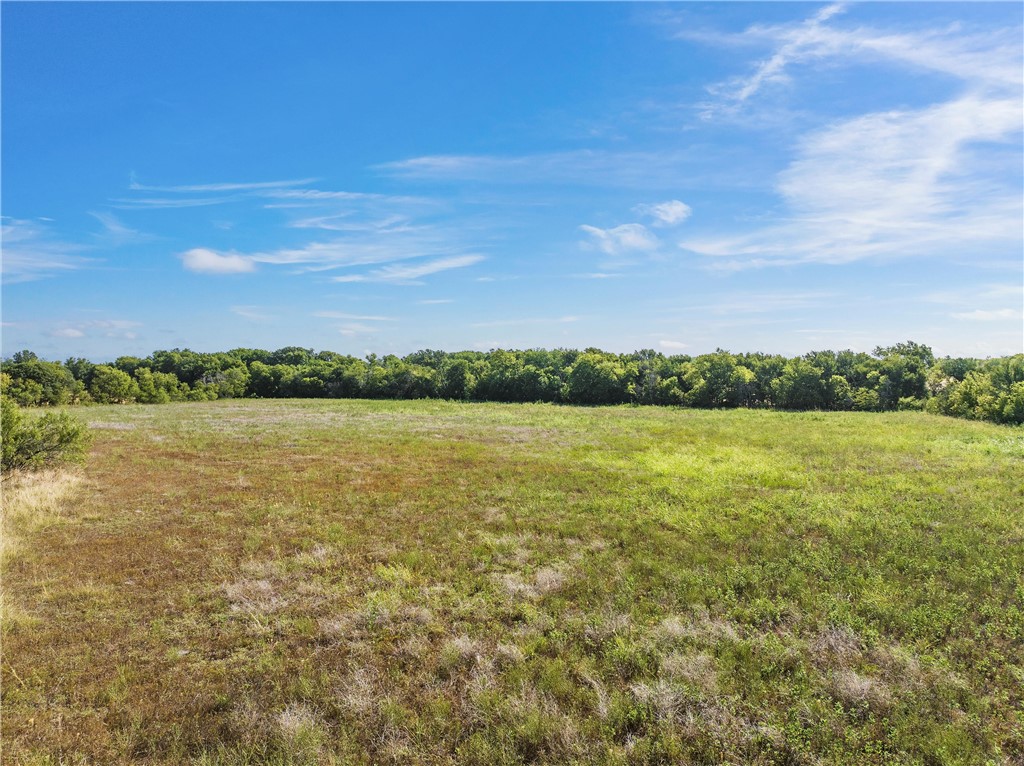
[2,341,1022,425]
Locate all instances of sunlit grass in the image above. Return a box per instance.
[3,400,1021,764]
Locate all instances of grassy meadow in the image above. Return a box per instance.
[2,399,1022,765]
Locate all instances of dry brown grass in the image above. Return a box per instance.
[1,468,83,564]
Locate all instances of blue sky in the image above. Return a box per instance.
[2,2,1021,362]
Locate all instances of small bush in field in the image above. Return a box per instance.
[1,397,91,472]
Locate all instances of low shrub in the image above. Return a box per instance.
[1,397,91,472]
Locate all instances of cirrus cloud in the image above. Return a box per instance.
[181,248,256,274]
[634,200,692,227]
[579,223,659,258]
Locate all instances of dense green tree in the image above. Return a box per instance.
[404,349,448,369]
[825,375,853,410]
[874,341,935,368]
[90,365,140,404]
[851,387,881,411]
[206,366,250,398]
[931,357,978,382]
[1000,382,1024,424]
[150,349,220,386]
[771,359,825,410]
[269,346,314,366]
[629,349,665,405]
[228,348,273,366]
[655,376,685,405]
[2,359,78,405]
[682,352,740,408]
[114,356,148,376]
[65,357,97,387]
[439,358,476,400]
[385,363,438,399]
[325,361,365,399]
[134,368,188,404]
[3,374,45,407]
[564,353,630,405]
[135,368,170,404]
[943,371,998,421]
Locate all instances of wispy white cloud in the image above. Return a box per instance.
[178,218,482,283]
[129,177,318,193]
[634,200,692,227]
[337,322,384,337]
[579,223,659,260]
[51,327,86,338]
[47,318,142,340]
[658,339,689,351]
[257,188,424,206]
[471,315,580,328]
[475,275,519,283]
[575,272,624,280]
[89,319,142,331]
[950,308,1022,321]
[312,311,396,321]
[680,94,1022,266]
[1,217,94,283]
[181,248,256,274]
[89,211,150,246]
[331,254,485,284]
[678,6,1023,269]
[700,3,848,117]
[416,298,454,305]
[116,178,367,211]
[922,283,1024,307]
[696,4,1021,118]
[231,305,277,322]
[112,196,231,210]
[288,214,416,233]
[674,291,837,316]
[377,149,706,190]
[252,239,446,271]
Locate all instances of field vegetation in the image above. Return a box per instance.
[2,399,1022,764]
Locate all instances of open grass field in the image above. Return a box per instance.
[2,400,1022,765]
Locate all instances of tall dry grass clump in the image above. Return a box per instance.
[1,469,83,631]
[1,469,82,565]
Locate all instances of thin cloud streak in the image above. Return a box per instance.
[950,308,1022,322]
[47,318,142,340]
[129,177,318,193]
[231,306,277,322]
[670,291,837,316]
[178,222,480,278]
[695,5,1021,118]
[111,196,233,210]
[312,311,396,321]
[1,217,94,283]
[331,254,485,284]
[89,211,150,246]
[702,3,848,116]
[471,315,580,328]
[376,149,709,190]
